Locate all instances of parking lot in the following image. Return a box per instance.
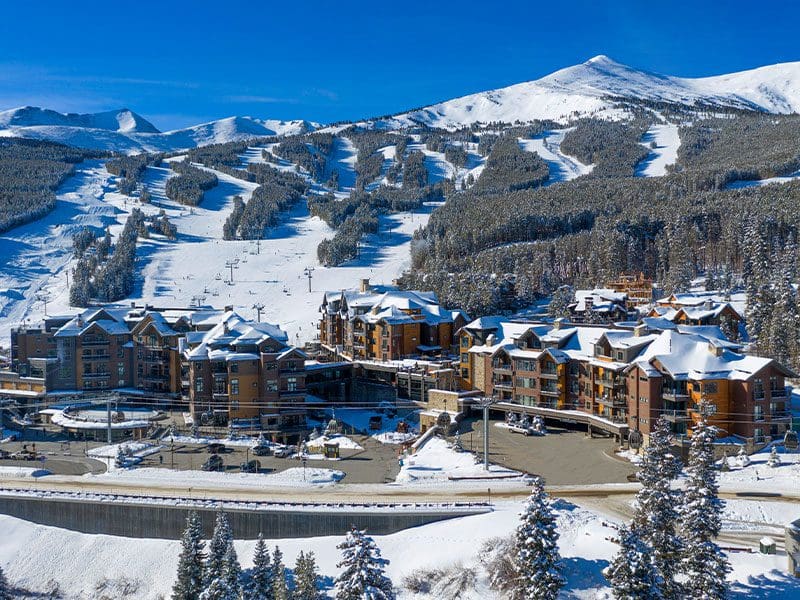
[453,417,638,485]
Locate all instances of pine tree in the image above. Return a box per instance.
[0,564,12,600]
[511,476,564,600]
[767,446,781,468]
[292,551,320,600]
[245,534,274,600]
[203,545,242,600]
[334,527,394,600]
[680,416,730,600]
[632,418,683,599]
[605,524,662,600]
[273,546,288,600]
[207,511,234,586]
[172,511,206,600]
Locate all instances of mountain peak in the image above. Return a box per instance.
[586,54,617,65]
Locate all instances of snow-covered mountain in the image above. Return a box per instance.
[0,107,315,153]
[3,56,800,150]
[385,55,800,128]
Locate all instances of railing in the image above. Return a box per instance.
[82,338,110,346]
[540,371,559,379]
[770,387,789,398]
[82,354,110,361]
[662,391,690,401]
[82,372,110,379]
[661,410,690,422]
[541,389,560,397]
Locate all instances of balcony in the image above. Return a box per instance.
[212,392,229,401]
[82,372,110,379]
[82,354,110,361]
[771,410,792,421]
[661,410,690,422]
[770,387,789,398]
[541,389,560,397]
[540,371,559,380]
[82,338,110,346]
[662,391,690,401]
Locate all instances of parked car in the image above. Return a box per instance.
[507,424,538,436]
[0,449,10,459]
[240,459,261,473]
[253,445,272,457]
[206,443,226,454]
[201,455,224,471]
[273,446,292,458]
[10,450,36,461]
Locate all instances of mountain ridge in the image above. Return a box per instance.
[2,55,800,151]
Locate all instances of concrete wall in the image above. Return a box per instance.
[0,495,486,540]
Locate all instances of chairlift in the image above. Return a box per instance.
[214,273,222,281]
[628,429,643,450]
[784,430,799,451]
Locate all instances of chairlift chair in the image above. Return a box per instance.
[784,430,799,451]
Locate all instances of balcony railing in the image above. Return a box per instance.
[82,338,110,346]
[82,354,110,361]
[82,372,110,379]
[662,391,690,401]
[770,387,789,398]
[661,410,690,422]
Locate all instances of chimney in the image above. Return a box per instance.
[360,278,371,293]
[708,341,724,357]
[224,305,233,312]
[634,324,647,337]
[486,333,496,346]
[553,317,564,330]
[704,299,714,310]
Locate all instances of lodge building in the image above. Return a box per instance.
[459,316,792,451]
[319,278,467,361]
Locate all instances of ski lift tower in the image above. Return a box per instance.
[478,396,498,471]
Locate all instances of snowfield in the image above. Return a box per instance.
[0,498,796,599]
[0,153,440,344]
[635,123,681,177]
[91,466,345,488]
[518,129,593,182]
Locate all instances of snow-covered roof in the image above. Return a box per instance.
[572,288,629,313]
[323,285,460,326]
[185,311,292,362]
[631,329,779,381]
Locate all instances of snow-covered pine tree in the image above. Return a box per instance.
[245,534,273,600]
[767,446,781,468]
[334,527,395,600]
[511,476,564,600]
[273,546,288,600]
[202,545,242,600]
[207,511,234,586]
[115,445,127,468]
[736,445,750,468]
[605,524,662,600]
[632,418,682,599]
[292,551,320,600]
[680,416,730,600]
[0,563,12,600]
[172,511,206,600]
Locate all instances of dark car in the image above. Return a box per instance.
[201,455,224,471]
[252,445,272,457]
[240,459,261,473]
[207,443,226,454]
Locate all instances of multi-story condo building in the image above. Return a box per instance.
[459,316,792,451]
[605,272,654,307]
[183,311,307,436]
[319,278,467,361]
[648,293,743,339]
[7,305,308,436]
[568,289,638,323]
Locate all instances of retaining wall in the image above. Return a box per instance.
[0,495,487,540]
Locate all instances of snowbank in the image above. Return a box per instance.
[0,466,50,478]
[306,435,363,451]
[92,466,344,488]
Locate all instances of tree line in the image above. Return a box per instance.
[166,160,219,206]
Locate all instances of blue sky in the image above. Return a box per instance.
[1,0,798,130]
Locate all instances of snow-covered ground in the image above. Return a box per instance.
[0,154,440,344]
[635,123,680,177]
[0,497,796,599]
[518,129,593,182]
[718,444,800,494]
[306,434,363,451]
[91,465,344,488]
[394,437,521,485]
[727,169,800,189]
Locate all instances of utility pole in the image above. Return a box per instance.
[252,302,265,322]
[478,396,497,471]
[106,396,112,445]
[255,239,261,255]
[304,266,314,293]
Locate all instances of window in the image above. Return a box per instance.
[461,337,469,348]
[231,400,239,411]
[266,379,278,392]
[461,353,469,363]
[287,377,298,392]
[754,405,764,421]
[703,381,718,395]
[229,362,238,373]
[461,369,469,379]
[118,363,125,377]
[754,378,764,399]
[230,379,239,395]
[195,379,204,392]
[754,427,764,443]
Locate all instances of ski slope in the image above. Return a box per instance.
[0,153,438,345]
[518,129,593,183]
[635,123,681,177]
